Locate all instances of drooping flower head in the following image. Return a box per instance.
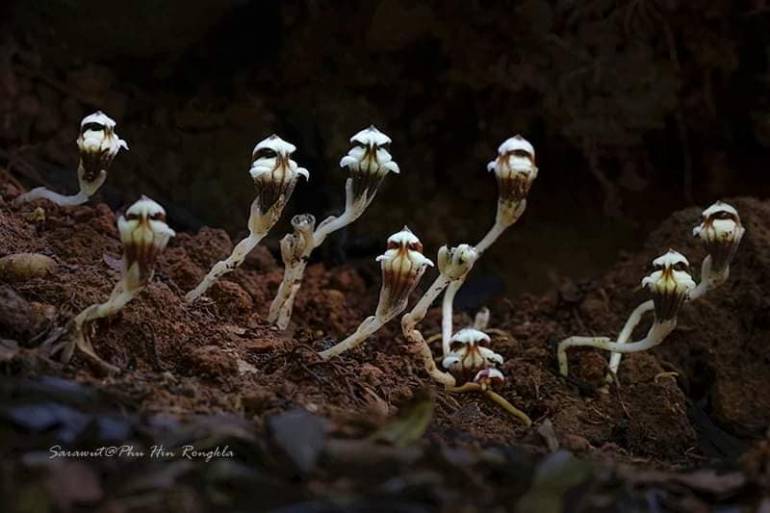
[442,328,504,372]
[76,111,128,190]
[692,201,745,274]
[641,250,696,321]
[486,135,538,204]
[340,126,399,206]
[249,135,309,213]
[375,227,433,317]
[473,367,505,390]
[117,196,175,286]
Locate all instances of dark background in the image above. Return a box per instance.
[2,0,769,298]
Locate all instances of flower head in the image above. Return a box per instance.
[249,135,309,213]
[437,244,478,280]
[442,328,504,372]
[374,227,433,317]
[473,368,505,390]
[486,135,538,204]
[117,196,175,285]
[641,250,696,321]
[76,111,129,184]
[280,214,316,264]
[340,126,399,205]
[693,201,745,273]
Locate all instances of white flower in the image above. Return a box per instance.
[76,111,129,184]
[437,244,478,280]
[249,135,309,212]
[693,201,745,272]
[442,328,504,372]
[473,367,505,388]
[374,227,433,316]
[339,126,399,204]
[486,135,538,203]
[117,196,175,285]
[641,250,696,320]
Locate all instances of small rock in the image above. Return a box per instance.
[0,253,57,281]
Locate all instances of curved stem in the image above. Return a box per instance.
[55,278,140,373]
[402,275,456,387]
[607,299,654,377]
[270,179,369,328]
[485,390,532,426]
[607,256,729,378]
[558,320,676,377]
[319,316,383,359]
[15,187,90,206]
[440,200,526,356]
[447,383,481,393]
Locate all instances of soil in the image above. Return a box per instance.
[1,172,770,510]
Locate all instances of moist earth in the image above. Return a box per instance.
[1,173,769,509]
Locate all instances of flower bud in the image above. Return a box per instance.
[117,196,175,286]
[641,250,696,321]
[692,201,745,273]
[339,126,399,205]
[437,244,478,280]
[486,135,538,204]
[473,367,505,389]
[249,135,309,213]
[280,214,316,265]
[442,328,504,372]
[375,227,433,316]
[76,111,128,193]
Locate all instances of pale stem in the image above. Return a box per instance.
[15,162,107,206]
[268,259,309,328]
[269,179,369,328]
[441,200,527,354]
[607,255,729,377]
[606,299,654,376]
[485,390,533,426]
[441,280,462,357]
[401,275,456,387]
[15,187,90,206]
[447,382,532,426]
[319,315,385,359]
[57,277,142,373]
[185,232,263,302]
[558,319,676,377]
[690,255,728,301]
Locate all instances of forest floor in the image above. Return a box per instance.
[1,170,769,512]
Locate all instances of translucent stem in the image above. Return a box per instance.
[186,232,263,303]
[441,200,526,354]
[447,382,532,426]
[558,319,676,377]
[402,275,456,387]
[269,179,369,328]
[607,255,728,377]
[268,259,308,329]
[485,390,532,426]
[441,280,462,357]
[606,300,654,377]
[15,187,90,206]
[54,277,141,373]
[319,315,385,359]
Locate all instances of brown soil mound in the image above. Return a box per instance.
[1,173,767,468]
